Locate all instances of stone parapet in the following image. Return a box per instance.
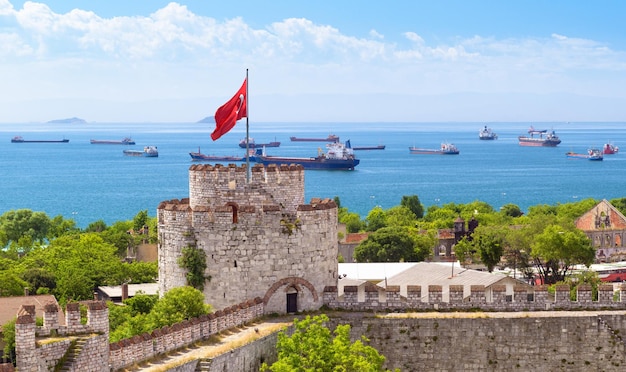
[323,284,626,312]
[108,297,265,371]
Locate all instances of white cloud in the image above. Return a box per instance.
[0,1,625,122]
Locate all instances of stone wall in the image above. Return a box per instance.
[108,298,264,371]
[158,163,339,312]
[15,301,109,372]
[324,283,626,311]
[331,313,626,371]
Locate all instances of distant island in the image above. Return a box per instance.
[47,117,86,124]
[197,116,214,124]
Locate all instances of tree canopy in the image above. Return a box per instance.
[262,314,395,372]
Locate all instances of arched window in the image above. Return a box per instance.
[226,202,239,223]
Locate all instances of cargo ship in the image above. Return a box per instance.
[518,127,561,147]
[289,134,339,142]
[123,146,158,157]
[353,144,385,150]
[603,143,619,154]
[479,125,498,140]
[90,137,135,145]
[189,147,245,162]
[254,141,359,170]
[409,143,459,155]
[566,148,603,161]
[238,137,280,148]
[11,136,69,143]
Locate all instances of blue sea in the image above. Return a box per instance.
[1,121,626,228]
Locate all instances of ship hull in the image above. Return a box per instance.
[409,148,459,155]
[518,137,561,147]
[189,153,244,161]
[91,139,135,145]
[238,141,280,148]
[290,136,339,142]
[12,139,69,143]
[256,156,359,170]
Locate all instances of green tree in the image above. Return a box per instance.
[0,270,29,297]
[531,224,595,284]
[48,215,79,239]
[0,209,51,249]
[355,226,417,262]
[384,206,417,227]
[365,206,386,232]
[147,286,211,329]
[121,261,158,284]
[20,267,56,294]
[472,225,507,272]
[262,314,393,372]
[341,212,365,233]
[500,203,523,218]
[132,210,149,232]
[401,195,424,218]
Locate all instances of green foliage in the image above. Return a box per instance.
[178,246,209,290]
[610,197,626,216]
[20,267,56,294]
[355,226,421,262]
[123,292,158,316]
[19,233,124,303]
[85,219,107,233]
[500,203,523,218]
[121,261,158,284]
[2,318,16,364]
[384,206,417,227]
[147,286,211,329]
[401,195,424,219]
[365,206,387,231]
[342,212,365,233]
[0,270,29,296]
[0,209,51,248]
[472,225,507,272]
[262,314,393,372]
[531,224,595,284]
[132,210,149,233]
[98,220,134,257]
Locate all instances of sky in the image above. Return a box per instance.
[1,0,625,123]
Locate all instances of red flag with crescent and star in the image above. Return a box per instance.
[211,78,247,141]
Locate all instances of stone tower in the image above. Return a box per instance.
[158,163,339,313]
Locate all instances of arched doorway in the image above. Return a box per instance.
[286,286,298,313]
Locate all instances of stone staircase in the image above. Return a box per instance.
[194,358,212,371]
[57,338,87,372]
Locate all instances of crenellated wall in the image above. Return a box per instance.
[323,283,626,311]
[15,301,109,372]
[158,163,338,312]
[108,298,265,371]
[331,313,626,371]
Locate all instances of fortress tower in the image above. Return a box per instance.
[157,163,339,313]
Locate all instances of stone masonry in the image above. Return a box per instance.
[158,163,339,313]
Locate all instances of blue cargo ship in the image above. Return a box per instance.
[254,141,359,170]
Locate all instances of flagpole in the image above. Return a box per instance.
[245,68,250,183]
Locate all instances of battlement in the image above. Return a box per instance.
[187,163,305,212]
[324,283,626,312]
[15,301,109,372]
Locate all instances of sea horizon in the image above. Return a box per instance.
[1,121,625,228]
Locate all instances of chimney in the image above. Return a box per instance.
[121,283,129,301]
[24,287,29,296]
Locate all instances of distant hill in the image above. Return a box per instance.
[197,116,215,124]
[47,117,86,124]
